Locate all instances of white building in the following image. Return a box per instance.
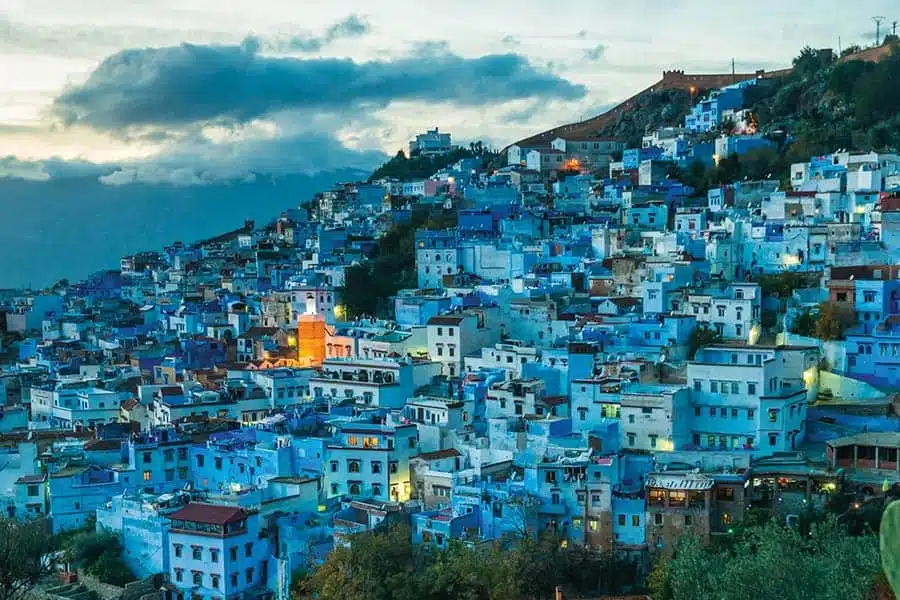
[688,344,819,454]
[427,309,501,377]
[676,283,762,341]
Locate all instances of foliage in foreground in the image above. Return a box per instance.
[0,517,57,600]
[63,531,135,587]
[295,524,639,600]
[651,516,883,600]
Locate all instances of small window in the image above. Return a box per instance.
[654,513,663,526]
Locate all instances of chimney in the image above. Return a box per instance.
[555,586,563,600]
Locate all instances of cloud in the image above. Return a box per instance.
[53,41,587,131]
[97,130,387,186]
[584,44,607,61]
[0,155,114,181]
[501,35,520,47]
[258,14,372,53]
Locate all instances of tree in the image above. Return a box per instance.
[310,524,424,600]
[63,531,134,586]
[814,302,854,341]
[791,309,818,337]
[661,516,881,600]
[689,325,722,359]
[0,517,57,600]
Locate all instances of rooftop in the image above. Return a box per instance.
[168,503,248,525]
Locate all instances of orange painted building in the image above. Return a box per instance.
[297,314,327,367]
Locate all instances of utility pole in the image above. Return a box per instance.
[873,16,886,45]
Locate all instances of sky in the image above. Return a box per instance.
[0,0,897,184]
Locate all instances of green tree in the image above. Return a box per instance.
[63,531,134,586]
[814,302,854,341]
[664,516,882,600]
[310,524,424,600]
[0,517,57,600]
[689,325,722,359]
[791,309,818,337]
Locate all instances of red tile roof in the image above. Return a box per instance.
[168,503,248,525]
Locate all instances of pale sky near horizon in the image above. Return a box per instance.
[0,0,897,183]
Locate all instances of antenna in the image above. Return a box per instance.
[873,16,886,45]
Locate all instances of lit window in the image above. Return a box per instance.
[143,471,151,481]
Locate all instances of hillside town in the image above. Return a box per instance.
[3,51,900,600]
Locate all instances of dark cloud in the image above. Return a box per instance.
[53,41,587,131]
[584,44,607,61]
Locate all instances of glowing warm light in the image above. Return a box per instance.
[748,325,762,346]
[854,205,867,215]
[287,335,297,348]
[782,254,802,267]
[657,439,675,452]
[713,153,721,166]
[447,176,455,184]
[334,305,346,320]
[802,367,818,389]
[822,482,837,493]
[564,159,581,171]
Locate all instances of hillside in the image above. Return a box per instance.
[512,41,900,157]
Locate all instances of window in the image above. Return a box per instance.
[694,406,701,417]
[694,380,702,392]
[143,452,152,464]
[246,568,254,584]
[731,382,739,394]
[649,435,658,449]
[192,572,202,586]
[348,460,360,473]
[627,433,636,447]
[710,381,718,393]
[692,433,700,446]
[27,485,38,497]
[245,543,252,557]
[684,514,693,526]
[409,437,416,449]
[192,546,202,560]
[748,408,755,419]
[448,328,454,336]
[709,407,716,417]
[618,514,626,526]
[211,575,219,589]
[591,494,602,506]
[174,544,183,558]
[768,409,778,423]
[174,569,183,582]
[372,484,382,496]
[143,471,151,482]
[722,513,733,526]
[730,354,737,364]
[768,433,778,446]
[437,327,443,336]
[230,573,238,587]
[552,492,560,505]
[654,513,663,526]
[747,383,756,395]
[209,548,219,562]
[196,455,205,468]
[717,487,735,501]
[632,515,641,527]
[628,414,635,424]
[371,461,382,474]
[329,461,338,473]
[589,518,598,532]
[229,547,237,561]
[720,408,727,417]
[164,449,174,462]
[389,462,398,474]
